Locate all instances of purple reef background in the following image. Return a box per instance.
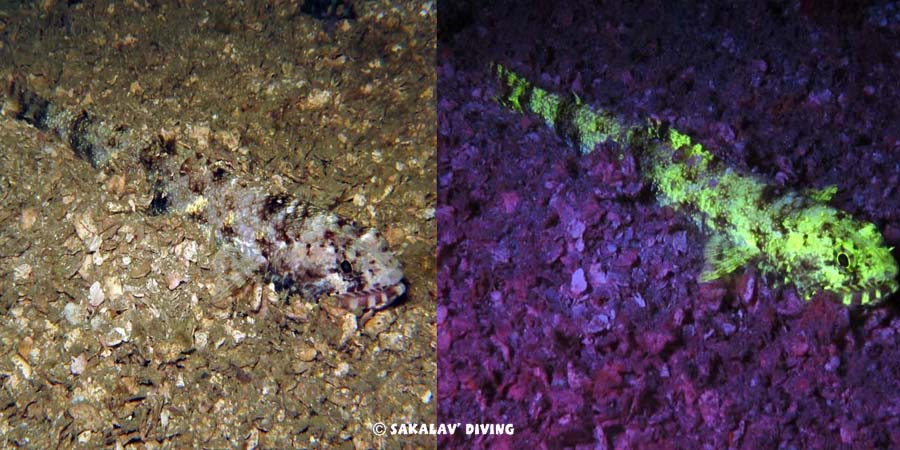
[437,1,900,448]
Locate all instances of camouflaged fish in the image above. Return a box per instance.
[2,76,405,311]
[494,64,898,306]
[148,150,406,311]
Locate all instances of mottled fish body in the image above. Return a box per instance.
[495,64,898,306]
[157,157,406,311]
[2,77,405,311]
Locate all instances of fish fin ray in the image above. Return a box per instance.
[700,233,756,282]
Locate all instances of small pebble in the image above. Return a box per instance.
[297,346,318,362]
[88,281,105,307]
[334,362,350,377]
[20,208,37,230]
[339,313,358,347]
[13,263,32,282]
[63,302,86,325]
[70,354,87,375]
[570,268,587,294]
[167,272,186,290]
[102,326,129,347]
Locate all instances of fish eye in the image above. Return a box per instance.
[340,260,352,273]
[837,252,850,268]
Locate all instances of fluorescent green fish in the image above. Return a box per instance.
[494,64,898,306]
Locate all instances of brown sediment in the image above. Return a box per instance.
[0,1,435,448]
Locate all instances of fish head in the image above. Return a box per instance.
[269,212,406,311]
[331,227,406,310]
[777,204,898,306]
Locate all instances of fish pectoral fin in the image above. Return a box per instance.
[699,233,756,282]
[806,185,838,203]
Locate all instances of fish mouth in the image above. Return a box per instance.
[836,281,898,306]
[336,282,407,311]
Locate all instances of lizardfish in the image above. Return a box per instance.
[494,64,898,306]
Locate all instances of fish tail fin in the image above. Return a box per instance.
[491,63,636,156]
[493,63,534,113]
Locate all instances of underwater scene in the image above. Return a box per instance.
[438,0,900,448]
[4,0,900,448]
[0,0,435,448]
